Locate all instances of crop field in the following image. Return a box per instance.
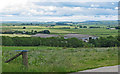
[1,26,118,37]
[2,46,118,72]
[0,34,31,37]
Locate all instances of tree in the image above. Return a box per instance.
[34,30,37,34]
[115,26,120,29]
[89,26,100,28]
[83,26,87,28]
[23,27,26,29]
[67,38,84,48]
[2,36,14,46]
[21,23,25,25]
[79,25,82,28]
[30,23,33,25]
[43,30,50,34]
[51,25,55,26]
[31,30,34,33]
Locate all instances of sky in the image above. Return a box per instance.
[0,0,119,22]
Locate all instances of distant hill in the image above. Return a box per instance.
[1,20,118,26]
[78,20,118,26]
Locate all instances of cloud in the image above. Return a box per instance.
[0,0,118,22]
[1,4,117,16]
[1,15,117,22]
[0,0,27,11]
[115,7,118,10]
[29,0,119,2]
[35,2,118,9]
[91,4,100,7]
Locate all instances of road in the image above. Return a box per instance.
[70,65,119,74]
[80,65,119,72]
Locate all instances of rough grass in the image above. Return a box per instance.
[2,46,118,72]
[0,48,1,73]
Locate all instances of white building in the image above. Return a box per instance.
[64,34,98,42]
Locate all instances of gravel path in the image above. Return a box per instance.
[80,65,119,72]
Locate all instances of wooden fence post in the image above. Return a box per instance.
[5,50,28,68]
[22,50,28,68]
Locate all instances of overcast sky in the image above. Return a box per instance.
[0,0,119,22]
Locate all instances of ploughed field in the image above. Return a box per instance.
[2,46,118,72]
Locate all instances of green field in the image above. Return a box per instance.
[1,24,119,72]
[2,26,118,37]
[2,46,118,72]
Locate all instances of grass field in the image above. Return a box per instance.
[63,28,118,37]
[2,25,118,37]
[2,46,118,72]
[1,25,119,72]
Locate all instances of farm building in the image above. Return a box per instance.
[63,34,98,42]
[31,34,59,38]
[106,28,116,30]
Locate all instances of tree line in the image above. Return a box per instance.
[89,36,120,47]
[2,30,50,35]
[1,36,120,47]
[2,36,92,48]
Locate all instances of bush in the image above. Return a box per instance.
[43,30,50,34]
[23,27,26,29]
[83,26,87,28]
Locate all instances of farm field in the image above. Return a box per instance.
[2,26,118,37]
[61,28,118,37]
[1,1,119,73]
[2,46,118,72]
[0,34,31,37]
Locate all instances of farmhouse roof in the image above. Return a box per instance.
[64,34,97,38]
